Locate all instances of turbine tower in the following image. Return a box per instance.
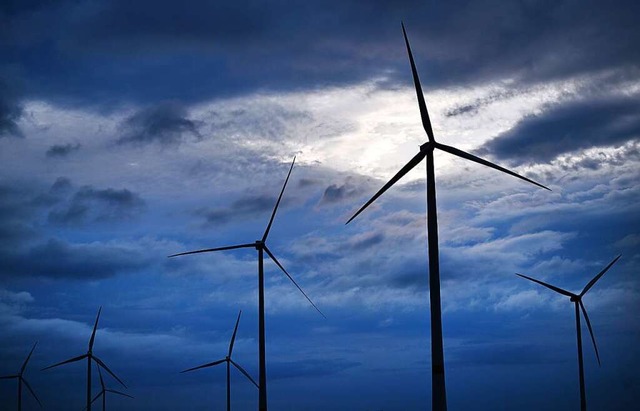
[181,310,258,411]
[87,365,134,411]
[0,342,42,411]
[169,157,324,411]
[516,254,621,411]
[42,307,126,411]
[346,23,550,411]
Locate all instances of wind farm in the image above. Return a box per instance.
[0,342,42,410]
[1,2,639,410]
[516,255,622,411]
[169,157,324,411]
[41,307,127,411]
[181,310,258,411]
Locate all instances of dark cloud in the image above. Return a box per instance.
[480,97,640,164]
[207,105,312,142]
[349,232,385,251]
[50,177,72,193]
[198,194,276,225]
[48,185,145,225]
[117,102,201,145]
[319,181,363,206]
[0,238,145,279]
[0,184,44,243]
[45,143,81,157]
[4,0,638,107]
[0,179,147,280]
[0,81,24,138]
[297,178,320,188]
[445,90,518,118]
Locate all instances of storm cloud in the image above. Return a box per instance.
[117,102,202,146]
[46,143,81,158]
[48,185,145,225]
[480,97,640,164]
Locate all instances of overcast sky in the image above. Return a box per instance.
[1,1,639,410]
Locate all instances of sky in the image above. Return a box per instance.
[1,0,639,410]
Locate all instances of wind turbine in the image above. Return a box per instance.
[42,307,126,411]
[346,23,550,411]
[169,156,324,411]
[0,342,42,410]
[181,310,258,411]
[516,254,621,411]
[86,365,134,411]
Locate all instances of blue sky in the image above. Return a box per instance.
[1,0,639,410]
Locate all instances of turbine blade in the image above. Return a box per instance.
[89,306,102,351]
[20,341,37,375]
[401,22,435,142]
[262,157,296,242]
[93,356,126,389]
[579,301,601,366]
[41,354,88,370]
[105,389,135,399]
[180,359,226,373]
[21,378,43,407]
[168,243,255,258]
[97,362,105,390]
[264,246,326,318]
[435,142,550,190]
[85,391,103,409]
[580,255,622,297]
[230,359,259,389]
[515,273,574,297]
[346,150,425,224]
[229,310,242,357]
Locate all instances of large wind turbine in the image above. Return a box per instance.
[516,254,621,411]
[42,307,126,411]
[169,157,324,411]
[86,365,134,411]
[181,310,258,411]
[0,342,42,410]
[346,23,550,411]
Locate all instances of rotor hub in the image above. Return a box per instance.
[419,142,434,152]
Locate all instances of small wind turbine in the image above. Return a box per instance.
[86,365,133,411]
[42,307,126,411]
[516,254,621,411]
[0,342,42,410]
[169,156,324,411]
[346,23,550,411]
[181,310,258,411]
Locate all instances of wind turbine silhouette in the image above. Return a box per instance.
[516,254,621,411]
[346,23,550,411]
[42,307,126,411]
[0,342,42,410]
[181,310,258,411]
[169,157,324,411]
[85,365,133,411]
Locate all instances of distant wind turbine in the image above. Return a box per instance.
[181,310,258,411]
[169,157,324,411]
[516,254,621,411]
[0,342,42,411]
[85,364,133,411]
[346,23,550,411]
[42,307,126,411]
